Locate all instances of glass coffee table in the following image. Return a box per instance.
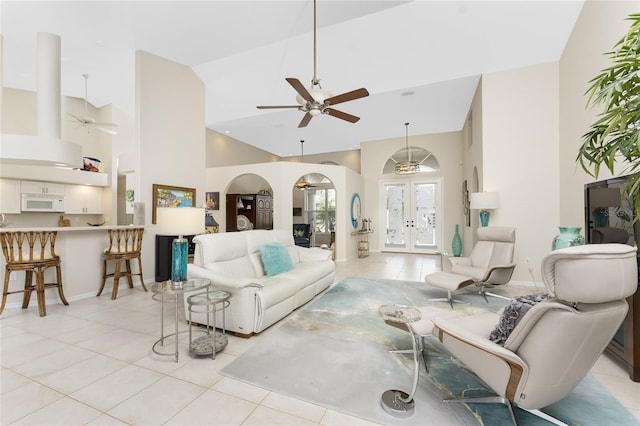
[151,278,211,362]
[378,304,422,418]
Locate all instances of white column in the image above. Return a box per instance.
[37,32,61,139]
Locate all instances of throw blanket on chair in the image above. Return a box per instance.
[489,293,550,345]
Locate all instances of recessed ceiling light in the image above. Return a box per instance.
[401,91,415,96]
[224,130,231,134]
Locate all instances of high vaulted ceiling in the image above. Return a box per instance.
[1,1,584,157]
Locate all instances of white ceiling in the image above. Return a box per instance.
[1,1,584,157]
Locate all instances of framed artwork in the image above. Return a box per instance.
[152,184,196,224]
[463,180,470,226]
[205,191,219,210]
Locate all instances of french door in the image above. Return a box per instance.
[381,178,442,253]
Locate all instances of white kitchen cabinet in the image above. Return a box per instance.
[21,180,66,195]
[65,185,103,214]
[0,179,21,213]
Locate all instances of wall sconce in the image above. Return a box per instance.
[470,192,499,227]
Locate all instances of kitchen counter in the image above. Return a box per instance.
[0,225,142,232]
[0,224,153,311]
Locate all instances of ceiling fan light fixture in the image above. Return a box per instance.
[395,161,421,175]
[295,179,309,190]
[395,122,420,175]
[296,86,332,106]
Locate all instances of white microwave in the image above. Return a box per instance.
[21,194,65,212]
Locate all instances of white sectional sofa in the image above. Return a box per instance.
[186,229,335,336]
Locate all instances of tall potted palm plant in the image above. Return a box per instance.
[578,13,640,219]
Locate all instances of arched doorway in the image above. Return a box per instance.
[226,174,273,232]
[292,173,335,248]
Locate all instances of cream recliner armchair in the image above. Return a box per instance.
[431,243,637,425]
[425,226,516,307]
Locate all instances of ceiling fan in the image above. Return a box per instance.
[68,74,118,135]
[257,0,369,128]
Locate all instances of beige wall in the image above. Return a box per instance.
[559,0,639,227]
[461,81,484,254]
[360,131,463,253]
[206,129,279,167]
[136,50,206,279]
[480,62,560,281]
[206,127,362,174]
[471,0,638,283]
[281,150,361,174]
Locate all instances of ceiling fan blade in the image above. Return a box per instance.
[256,105,301,109]
[325,108,360,123]
[324,88,369,106]
[298,112,313,128]
[286,78,314,102]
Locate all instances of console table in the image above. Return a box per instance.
[352,230,373,258]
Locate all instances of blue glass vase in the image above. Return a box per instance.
[452,224,462,257]
[552,226,585,251]
[171,238,189,283]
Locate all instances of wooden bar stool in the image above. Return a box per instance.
[0,231,68,317]
[97,228,147,299]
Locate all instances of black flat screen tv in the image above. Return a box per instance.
[585,175,640,382]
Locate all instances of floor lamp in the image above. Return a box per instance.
[156,207,205,286]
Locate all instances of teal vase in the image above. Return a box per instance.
[452,224,462,257]
[552,226,585,251]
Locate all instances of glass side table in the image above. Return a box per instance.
[151,278,211,362]
[378,304,422,418]
[187,289,231,360]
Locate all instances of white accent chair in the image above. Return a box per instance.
[425,226,516,307]
[431,243,638,425]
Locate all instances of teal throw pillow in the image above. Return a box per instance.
[261,243,293,276]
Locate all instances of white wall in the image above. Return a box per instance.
[204,162,363,262]
[360,131,464,253]
[136,51,206,280]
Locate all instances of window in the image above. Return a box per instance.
[306,187,336,233]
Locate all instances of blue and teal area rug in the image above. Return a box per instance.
[221,277,638,425]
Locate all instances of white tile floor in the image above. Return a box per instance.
[1,252,639,425]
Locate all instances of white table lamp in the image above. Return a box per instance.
[470,192,499,227]
[156,207,205,284]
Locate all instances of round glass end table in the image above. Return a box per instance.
[187,289,231,359]
[151,278,211,362]
[378,304,422,418]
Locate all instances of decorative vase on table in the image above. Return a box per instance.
[452,224,463,257]
[552,226,585,251]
